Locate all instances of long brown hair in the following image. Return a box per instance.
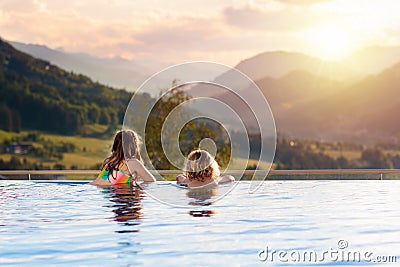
[103,130,143,176]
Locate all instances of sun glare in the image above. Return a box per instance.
[308,25,351,60]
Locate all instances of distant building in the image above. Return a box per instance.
[5,142,33,154]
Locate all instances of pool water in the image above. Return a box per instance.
[0,180,399,266]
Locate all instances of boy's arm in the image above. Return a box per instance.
[218,175,235,184]
[176,174,187,184]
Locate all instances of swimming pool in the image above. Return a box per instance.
[0,180,399,266]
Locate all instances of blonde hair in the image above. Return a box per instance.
[184,149,220,182]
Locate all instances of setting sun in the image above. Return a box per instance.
[308,25,352,60]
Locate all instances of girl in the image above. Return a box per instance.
[90,130,156,186]
[176,149,235,188]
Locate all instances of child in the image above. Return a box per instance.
[176,149,235,188]
[90,130,156,186]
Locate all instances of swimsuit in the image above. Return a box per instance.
[98,168,133,185]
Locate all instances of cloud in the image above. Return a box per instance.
[0,10,11,26]
[0,0,40,13]
[2,0,399,68]
[222,4,317,32]
[135,19,221,50]
[105,17,251,62]
[0,1,320,66]
[382,26,400,45]
[115,13,302,61]
[1,10,95,46]
[0,1,237,62]
[274,0,331,6]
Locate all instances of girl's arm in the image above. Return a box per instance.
[218,175,235,184]
[89,177,111,186]
[127,159,156,182]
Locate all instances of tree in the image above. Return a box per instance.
[0,104,13,131]
[99,109,111,124]
[336,156,349,168]
[88,104,101,123]
[144,86,191,170]
[361,148,393,169]
[143,85,231,170]
[11,109,21,132]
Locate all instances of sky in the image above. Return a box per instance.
[1,0,400,67]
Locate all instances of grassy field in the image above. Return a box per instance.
[43,133,112,168]
[0,129,112,170]
[0,130,16,141]
[322,149,361,160]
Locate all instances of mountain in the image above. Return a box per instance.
[7,38,400,144]
[203,69,345,134]
[10,42,225,96]
[10,41,153,92]
[0,38,142,134]
[236,46,400,81]
[187,51,360,100]
[344,45,400,74]
[233,51,360,81]
[194,58,400,144]
[12,41,400,97]
[185,47,400,144]
[186,51,357,140]
[188,46,400,100]
[257,62,400,143]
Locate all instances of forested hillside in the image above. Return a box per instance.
[0,38,141,134]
